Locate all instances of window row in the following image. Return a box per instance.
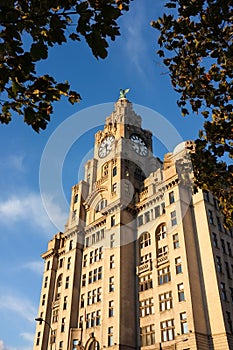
[216,256,233,278]
[212,233,232,256]
[83,247,103,267]
[139,230,180,249]
[85,310,101,328]
[85,229,105,247]
[140,314,188,347]
[138,203,165,227]
[58,256,71,270]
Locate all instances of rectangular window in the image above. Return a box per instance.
[110,234,115,248]
[99,246,103,260]
[221,282,227,301]
[180,312,188,334]
[85,237,90,247]
[208,210,214,225]
[212,232,218,248]
[216,256,222,273]
[158,266,171,285]
[98,266,102,280]
[44,276,48,288]
[173,233,180,249]
[158,246,168,257]
[97,287,102,302]
[87,291,92,306]
[138,215,143,226]
[145,211,150,223]
[112,183,117,193]
[90,251,94,264]
[154,205,160,218]
[227,242,232,257]
[140,252,152,264]
[175,257,182,274]
[217,217,222,232]
[108,327,113,346]
[178,283,185,302]
[74,194,78,203]
[92,234,95,244]
[65,276,69,289]
[67,257,71,270]
[226,312,233,334]
[230,288,233,304]
[59,258,64,268]
[96,310,101,326]
[36,332,41,346]
[139,297,154,317]
[225,261,231,279]
[109,300,114,317]
[169,191,175,204]
[51,330,56,344]
[92,289,97,304]
[79,316,83,329]
[221,239,226,254]
[82,274,86,287]
[63,296,68,310]
[83,254,87,267]
[111,215,116,226]
[69,240,73,250]
[61,318,65,332]
[80,294,84,308]
[109,276,114,292]
[171,210,177,226]
[140,324,155,346]
[59,341,63,350]
[88,271,92,284]
[161,319,175,342]
[86,313,91,329]
[93,268,97,282]
[110,255,115,269]
[94,249,98,262]
[52,309,59,323]
[139,273,153,292]
[42,294,46,306]
[113,166,117,176]
[159,291,173,311]
[46,261,50,270]
[203,190,209,202]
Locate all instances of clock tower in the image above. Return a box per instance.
[34,93,233,350]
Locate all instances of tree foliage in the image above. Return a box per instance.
[152,0,233,226]
[0,0,130,131]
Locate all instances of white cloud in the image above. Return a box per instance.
[0,192,67,233]
[0,295,36,323]
[0,340,8,350]
[122,4,148,76]
[0,154,25,172]
[20,332,34,343]
[22,261,44,275]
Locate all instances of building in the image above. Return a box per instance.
[33,96,233,350]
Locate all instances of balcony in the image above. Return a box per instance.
[136,259,152,275]
[156,254,169,267]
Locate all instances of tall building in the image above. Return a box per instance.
[34,96,233,350]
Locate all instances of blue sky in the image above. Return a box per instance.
[0,1,204,349]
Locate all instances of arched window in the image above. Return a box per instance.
[55,274,63,300]
[88,340,100,350]
[139,232,151,249]
[96,199,107,213]
[156,224,167,241]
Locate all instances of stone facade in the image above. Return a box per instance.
[33,98,233,350]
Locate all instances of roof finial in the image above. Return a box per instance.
[119,88,130,100]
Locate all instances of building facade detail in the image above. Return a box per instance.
[34,97,233,350]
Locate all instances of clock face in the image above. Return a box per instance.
[98,135,115,158]
[130,134,148,156]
